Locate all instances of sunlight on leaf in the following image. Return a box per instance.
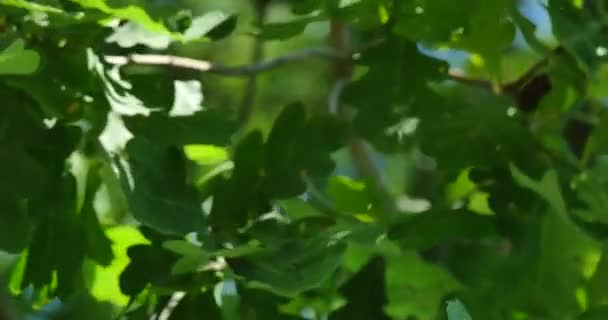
[106,21,171,49]
[170,80,204,116]
[183,11,237,41]
[69,0,169,33]
[88,226,149,307]
[184,145,228,166]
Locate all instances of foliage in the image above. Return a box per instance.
[0,0,608,319]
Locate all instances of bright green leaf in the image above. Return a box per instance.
[0,39,40,75]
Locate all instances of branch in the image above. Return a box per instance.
[446,70,495,91]
[104,47,344,76]
[328,21,397,223]
[446,46,558,95]
[238,0,269,127]
[503,54,551,92]
[328,79,348,114]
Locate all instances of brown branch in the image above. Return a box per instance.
[328,78,348,114]
[103,36,387,78]
[238,0,270,127]
[503,55,551,93]
[104,48,343,76]
[445,54,551,95]
[446,70,495,91]
[445,46,561,95]
[328,21,397,223]
[105,40,556,99]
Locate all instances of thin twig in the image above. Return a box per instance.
[328,78,348,114]
[445,52,553,95]
[157,292,186,320]
[328,21,397,223]
[446,70,495,91]
[301,171,342,217]
[104,48,343,76]
[503,54,551,92]
[346,138,397,219]
[104,40,555,97]
[238,0,269,127]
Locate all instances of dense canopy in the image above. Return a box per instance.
[0,0,608,319]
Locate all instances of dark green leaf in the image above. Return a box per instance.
[0,193,31,253]
[118,138,206,235]
[332,256,389,319]
[124,109,236,147]
[228,235,345,297]
[389,210,496,250]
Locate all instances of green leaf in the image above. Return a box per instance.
[81,160,114,266]
[0,39,40,75]
[386,252,461,319]
[22,175,86,297]
[228,235,345,297]
[573,157,608,225]
[124,109,236,147]
[260,16,322,40]
[184,145,229,166]
[532,210,598,316]
[507,2,551,55]
[206,16,238,40]
[416,96,537,178]
[0,193,31,253]
[261,102,308,198]
[163,240,209,275]
[51,293,115,320]
[209,131,267,233]
[3,2,608,318]
[106,21,171,49]
[586,248,608,308]
[278,198,325,221]
[240,287,299,320]
[578,306,608,320]
[389,210,496,250]
[118,138,206,235]
[0,0,63,13]
[547,0,601,71]
[168,291,222,320]
[459,0,516,77]
[119,244,177,295]
[261,103,347,199]
[510,165,568,219]
[163,240,202,257]
[88,226,148,307]
[394,0,474,43]
[331,257,390,319]
[183,11,238,41]
[344,37,448,151]
[326,175,372,214]
[68,0,173,34]
[291,0,322,15]
[170,80,204,116]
